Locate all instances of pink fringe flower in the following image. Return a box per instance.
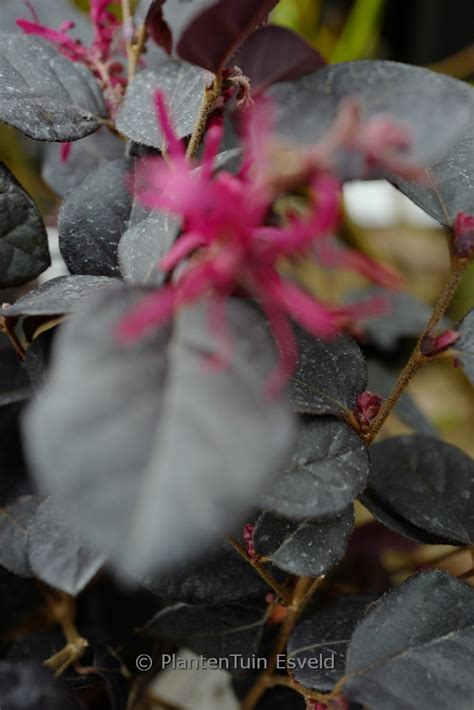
[17,1,125,97]
[118,93,405,392]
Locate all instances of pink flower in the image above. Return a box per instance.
[17,1,125,98]
[118,93,403,392]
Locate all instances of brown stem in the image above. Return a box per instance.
[121,0,147,84]
[226,536,292,604]
[129,23,148,83]
[42,589,89,678]
[186,76,222,159]
[0,317,25,360]
[121,0,134,80]
[241,576,325,709]
[366,256,468,443]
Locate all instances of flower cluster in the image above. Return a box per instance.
[118,92,419,391]
[17,1,125,100]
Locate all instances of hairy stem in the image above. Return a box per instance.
[0,317,25,360]
[241,576,325,709]
[366,256,468,443]
[121,0,147,84]
[227,536,292,604]
[186,76,223,159]
[121,0,134,78]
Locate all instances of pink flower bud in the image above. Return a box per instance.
[453,212,474,258]
[243,523,256,558]
[355,390,383,428]
[421,329,460,357]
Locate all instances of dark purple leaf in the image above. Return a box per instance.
[261,417,369,520]
[394,128,474,226]
[0,163,50,287]
[343,571,474,708]
[141,543,269,604]
[58,159,135,276]
[146,601,267,664]
[41,128,124,198]
[272,61,474,170]
[288,330,367,417]
[0,402,31,505]
[24,331,54,391]
[366,436,474,545]
[1,275,119,318]
[234,25,324,94]
[136,0,172,54]
[27,497,105,596]
[0,32,105,141]
[0,347,31,407]
[288,597,372,691]
[253,506,354,577]
[164,0,278,74]
[0,495,41,576]
[360,488,455,546]
[116,61,207,148]
[23,287,295,576]
[118,211,180,284]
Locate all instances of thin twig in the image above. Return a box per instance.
[242,576,325,709]
[42,589,89,678]
[366,255,468,443]
[121,0,135,81]
[129,23,148,83]
[226,536,292,604]
[121,0,147,84]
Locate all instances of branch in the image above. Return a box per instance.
[42,588,89,677]
[226,536,292,604]
[186,76,222,159]
[365,254,468,444]
[241,576,325,709]
[121,0,147,84]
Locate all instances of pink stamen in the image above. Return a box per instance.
[160,232,205,273]
[23,0,40,23]
[201,121,224,180]
[60,143,72,163]
[154,91,186,160]
[119,90,419,392]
